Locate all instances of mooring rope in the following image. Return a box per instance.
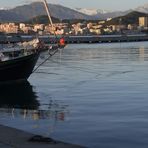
[32,48,59,73]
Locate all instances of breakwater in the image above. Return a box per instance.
[1,34,148,44]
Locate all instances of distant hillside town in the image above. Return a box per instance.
[0,2,148,36]
[0,11,148,36]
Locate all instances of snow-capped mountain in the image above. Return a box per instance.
[135,3,148,13]
[75,3,148,17]
[0,2,94,22]
[74,8,132,20]
[0,7,10,10]
[75,8,112,16]
[74,3,148,20]
[0,2,148,22]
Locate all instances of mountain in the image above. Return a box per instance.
[0,2,148,23]
[0,10,22,22]
[26,15,60,24]
[75,7,133,20]
[74,3,148,20]
[104,11,148,26]
[75,8,112,15]
[0,2,94,22]
[135,3,148,13]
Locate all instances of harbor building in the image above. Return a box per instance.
[139,17,148,30]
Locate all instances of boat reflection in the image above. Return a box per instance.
[0,81,68,122]
[0,81,39,109]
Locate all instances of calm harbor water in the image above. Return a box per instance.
[1,42,148,148]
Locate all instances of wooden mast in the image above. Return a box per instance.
[42,0,54,31]
[42,0,66,48]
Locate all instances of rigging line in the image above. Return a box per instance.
[32,49,59,73]
[34,71,61,75]
[41,58,102,75]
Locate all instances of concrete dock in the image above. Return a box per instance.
[1,34,148,44]
[0,125,85,148]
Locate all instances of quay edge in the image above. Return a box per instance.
[1,34,148,44]
[0,124,85,148]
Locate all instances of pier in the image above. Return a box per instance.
[65,34,148,43]
[1,34,148,44]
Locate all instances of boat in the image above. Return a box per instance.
[0,50,40,83]
[0,37,46,83]
[0,33,61,82]
[0,0,65,83]
[0,37,61,83]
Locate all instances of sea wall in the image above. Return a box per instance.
[0,34,148,44]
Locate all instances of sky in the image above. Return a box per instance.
[0,0,148,11]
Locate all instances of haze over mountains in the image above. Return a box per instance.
[0,2,148,22]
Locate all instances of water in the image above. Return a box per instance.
[1,42,148,148]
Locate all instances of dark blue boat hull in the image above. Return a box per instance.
[0,53,39,82]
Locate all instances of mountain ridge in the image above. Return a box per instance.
[0,2,94,22]
[104,11,148,26]
[75,4,148,19]
[0,2,148,22]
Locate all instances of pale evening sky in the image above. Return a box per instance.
[0,0,148,10]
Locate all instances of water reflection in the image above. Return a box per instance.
[0,81,69,136]
[0,81,39,109]
[0,81,68,121]
[139,46,145,61]
[62,45,148,62]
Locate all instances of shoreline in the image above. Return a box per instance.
[1,34,148,44]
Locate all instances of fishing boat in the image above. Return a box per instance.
[0,0,65,83]
[0,38,42,82]
[0,37,60,83]
[0,51,40,82]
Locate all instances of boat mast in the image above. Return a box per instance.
[42,0,54,30]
